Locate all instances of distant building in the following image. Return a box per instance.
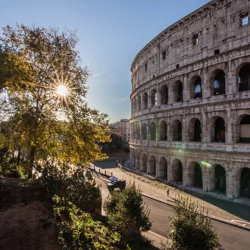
[110,119,130,143]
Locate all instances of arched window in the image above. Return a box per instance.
[150,122,156,140]
[189,118,202,142]
[151,89,157,107]
[213,70,225,95]
[214,164,226,194]
[240,168,250,198]
[239,115,250,143]
[238,64,250,92]
[213,117,225,142]
[149,155,156,176]
[173,120,182,141]
[159,121,167,141]
[160,85,168,104]
[137,95,141,111]
[143,92,148,110]
[172,159,183,184]
[174,81,183,102]
[142,123,147,140]
[193,77,202,99]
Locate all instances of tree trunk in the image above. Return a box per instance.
[28,146,36,178]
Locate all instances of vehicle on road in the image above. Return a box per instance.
[107,179,126,192]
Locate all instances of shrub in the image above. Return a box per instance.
[38,162,101,212]
[104,183,151,246]
[162,195,219,250]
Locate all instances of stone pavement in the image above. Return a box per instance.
[92,160,250,230]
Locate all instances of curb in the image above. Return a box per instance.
[120,166,250,232]
[91,165,250,232]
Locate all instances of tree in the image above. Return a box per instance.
[0,24,110,177]
[162,195,220,250]
[104,183,151,247]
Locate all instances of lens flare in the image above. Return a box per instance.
[56,85,68,97]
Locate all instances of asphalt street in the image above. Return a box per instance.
[94,174,250,250]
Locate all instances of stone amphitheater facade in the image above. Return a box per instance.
[130,0,250,200]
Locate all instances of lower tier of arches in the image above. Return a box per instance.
[130,147,250,199]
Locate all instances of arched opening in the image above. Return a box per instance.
[213,70,225,95]
[149,155,156,176]
[136,122,140,140]
[135,155,140,169]
[240,168,250,198]
[173,159,183,184]
[137,95,141,111]
[142,123,147,140]
[159,157,167,180]
[188,162,203,188]
[214,164,226,193]
[174,81,183,102]
[159,121,167,141]
[238,64,250,92]
[143,92,148,110]
[194,163,203,188]
[213,117,225,142]
[239,115,250,143]
[151,89,157,107]
[172,120,182,141]
[188,118,202,142]
[141,154,147,172]
[160,85,168,104]
[150,122,156,140]
[191,76,202,99]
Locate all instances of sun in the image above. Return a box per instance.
[56,85,68,97]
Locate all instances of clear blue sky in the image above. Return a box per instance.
[1,0,210,122]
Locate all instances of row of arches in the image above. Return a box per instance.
[136,154,250,198]
[133,115,250,143]
[133,64,250,112]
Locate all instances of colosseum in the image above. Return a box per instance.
[130,0,250,200]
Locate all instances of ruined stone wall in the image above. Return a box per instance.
[130,0,250,199]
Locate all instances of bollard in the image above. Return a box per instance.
[99,169,100,173]
[105,170,106,175]
[111,172,113,176]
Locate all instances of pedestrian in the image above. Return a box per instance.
[166,189,169,196]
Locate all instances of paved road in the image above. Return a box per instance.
[94,174,250,250]
[144,196,250,250]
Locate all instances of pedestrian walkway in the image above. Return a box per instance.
[92,160,250,228]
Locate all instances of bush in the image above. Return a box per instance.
[104,183,151,247]
[162,195,219,250]
[38,162,101,212]
[53,196,120,250]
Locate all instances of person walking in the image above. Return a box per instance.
[166,189,170,196]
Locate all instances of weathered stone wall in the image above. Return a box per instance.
[130,0,250,199]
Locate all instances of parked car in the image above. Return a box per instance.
[107,179,126,192]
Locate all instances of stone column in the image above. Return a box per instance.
[207,167,215,192]
[226,170,234,198]
[182,117,188,142]
[155,160,160,178]
[226,109,233,144]
[202,67,210,99]
[183,74,189,102]
[227,60,236,94]
[168,163,174,182]
[156,82,160,106]
[147,89,151,108]
[156,119,160,141]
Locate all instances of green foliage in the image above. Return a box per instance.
[0,24,110,177]
[53,196,120,250]
[162,195,220,250]
[38,162,101,212]
[104,183,152,247]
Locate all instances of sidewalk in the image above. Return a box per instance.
[92,160,250,230]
